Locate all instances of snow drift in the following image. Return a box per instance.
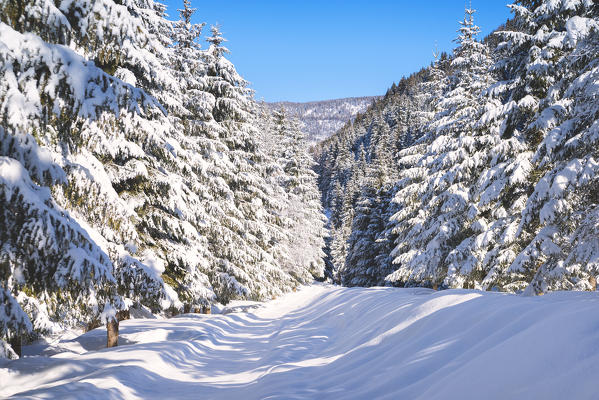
[1,285,598,399]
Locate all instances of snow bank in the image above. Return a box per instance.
[1,285,598,399]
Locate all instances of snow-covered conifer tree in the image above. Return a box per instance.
[192,26,300,302]
[269,109,327,280]
[490,0,599,293]
[386,6,496,288]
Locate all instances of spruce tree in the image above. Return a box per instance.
[387,6,495,288]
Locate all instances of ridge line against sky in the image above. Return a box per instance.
[162,0,512,103]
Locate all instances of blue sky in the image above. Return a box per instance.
[162,1,513,102]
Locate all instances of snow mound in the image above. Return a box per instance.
[1,285,598,399]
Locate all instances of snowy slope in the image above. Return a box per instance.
[267,97,379,144]
[2,285,598,399]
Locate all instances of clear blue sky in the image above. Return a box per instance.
[162,1,512,102]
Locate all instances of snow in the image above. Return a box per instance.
[2,285,599,399]
[565,16,597,46]
[99,303,117,324]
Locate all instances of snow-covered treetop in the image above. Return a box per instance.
[456,7,481,45]
[206,25,229,57]
[174,0,205,51]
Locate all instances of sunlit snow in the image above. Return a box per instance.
[2,285,598,399]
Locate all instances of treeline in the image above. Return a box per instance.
[317,1,599,293]
[0,0,325,358]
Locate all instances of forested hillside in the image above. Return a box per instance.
[317,0,599,294]
[267,97,379,144]
[0,0,325,358]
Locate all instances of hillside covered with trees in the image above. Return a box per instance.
[266,97,379,145]
[317,0,599,295]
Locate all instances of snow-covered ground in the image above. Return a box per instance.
[2,285,598,399]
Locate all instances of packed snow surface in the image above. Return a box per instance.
[2,285,598,399]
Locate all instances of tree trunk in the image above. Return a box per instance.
[107,318,119,348]
[590,276,596,291]
[9,335,22,358]
[203,305,211,314]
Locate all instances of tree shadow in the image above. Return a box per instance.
[5,288,596,399]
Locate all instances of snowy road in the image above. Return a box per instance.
[2,285,599,399]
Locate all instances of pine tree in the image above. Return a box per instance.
[204,25,250,123]
[387,6,496,288]
[492,0,599,293]
[195,26,300,302]
[280,116,327,280]
[171,0,211,120]
[260,107,326,281]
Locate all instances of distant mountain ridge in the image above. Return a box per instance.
[267,96,380,144]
